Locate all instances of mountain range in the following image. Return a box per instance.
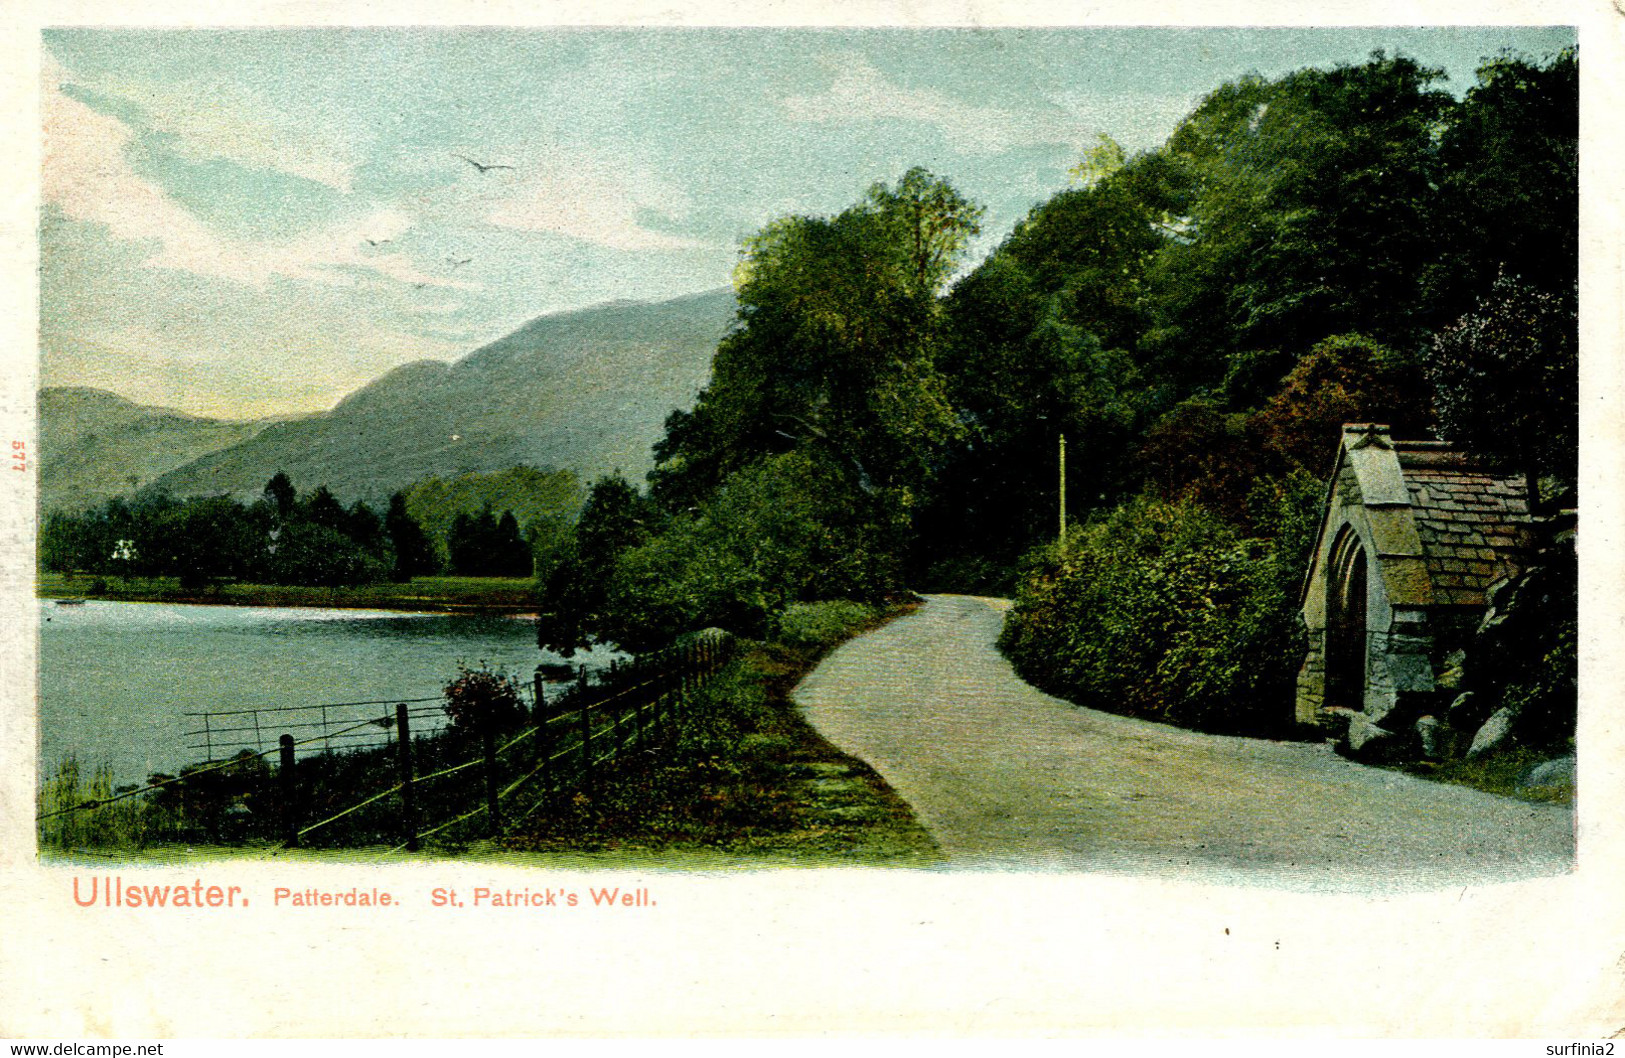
[41,288,735,512]
[38,387,290,514]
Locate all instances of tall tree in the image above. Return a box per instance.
[384,491,438,581]
[1142,53,1454,388]
[538,474,657,655]
[649,169,980,515]
[1426,274,1577,508]
[263,472,296,518]
[1423,48,1578,324]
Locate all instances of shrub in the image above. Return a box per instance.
[774,600,880,653]
[999,482,1318,737]
[596,452,904,653]
[443,664,527,734]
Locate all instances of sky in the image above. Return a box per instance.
[38,26,1578,420]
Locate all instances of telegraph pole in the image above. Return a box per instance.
[1058,433,1067,544]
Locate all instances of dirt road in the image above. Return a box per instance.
[793,595,1574,888]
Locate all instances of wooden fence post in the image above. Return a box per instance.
[279,734,298,847]
[396,703,418,851]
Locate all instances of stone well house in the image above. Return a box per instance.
[1295,424,1533,744]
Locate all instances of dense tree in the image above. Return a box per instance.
[344,500,387,557]
[602,451,905,651]
[1250,333,1434,474]
[384,491,439,581]
[265,520,387,587]
[1423,49,1578,322]
[263,472,296,518]
[648,168,980,514]
[914,155,1170,585]
[40,480,390,588]
[1142,53,1454,388]
[538,475,658,655]
[143,498,259,590]
[1426,274,1577,507]
[302,486,348,534]
[446,507,535,578]
[403,466,582,567]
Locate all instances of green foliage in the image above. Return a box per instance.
[404,466,584,566]
[538,474,659,655]
[265,519,389,587]
[922,247,1145,582]
[385,490,439,580]
[1425,48,1578,317]
[999,484,1319,736]
[1427,273,1577,499]
[442,663,527,734]
[37,757,155,850]
[447,507,532,578]
[650,169,976,513]
[263,472,296,516]
[38,475,393,588]
[773,600,882,653]
[601,453,904,653]
[588,171,980,650]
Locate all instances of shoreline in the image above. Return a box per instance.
[36,574,540,616]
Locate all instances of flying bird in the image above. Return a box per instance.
[363,238,392,247]
[447,257,472,270]
[454,153,514,174]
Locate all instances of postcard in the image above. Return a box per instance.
[2,0,1622,1041]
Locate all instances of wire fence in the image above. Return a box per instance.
[37,632,735,852]
[182,696,450,760]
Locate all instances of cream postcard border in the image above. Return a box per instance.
[1,0,1622,1038]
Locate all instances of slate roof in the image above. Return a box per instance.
[1394,442,1531,606]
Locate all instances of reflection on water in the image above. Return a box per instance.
[38,600,613,785]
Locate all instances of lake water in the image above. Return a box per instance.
[37,600,616,786]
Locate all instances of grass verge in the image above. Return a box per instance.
[36,573,537,613]
[1394,743,1574,805]
[498,599,941,866]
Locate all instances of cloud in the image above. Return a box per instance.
[43,60,225,269]
[484,149,706,252]
[783,56,1085,155]
[42,65,470,293]
[58,56,359,193]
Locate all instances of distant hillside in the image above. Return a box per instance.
[38,387,278,513]
[149,288,735,506]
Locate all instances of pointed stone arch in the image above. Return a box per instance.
[1324,525,1370,712]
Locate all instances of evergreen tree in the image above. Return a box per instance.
[263,472,296,518]
[384,491,439,581]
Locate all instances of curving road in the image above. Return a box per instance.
[792,594,1574,889]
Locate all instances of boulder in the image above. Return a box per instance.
[1343,712,1401,762]
[1415,715,1457,761]
[1519,755,1575,791]
[1467,705,1520,759]
[1320,706,1358,741]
